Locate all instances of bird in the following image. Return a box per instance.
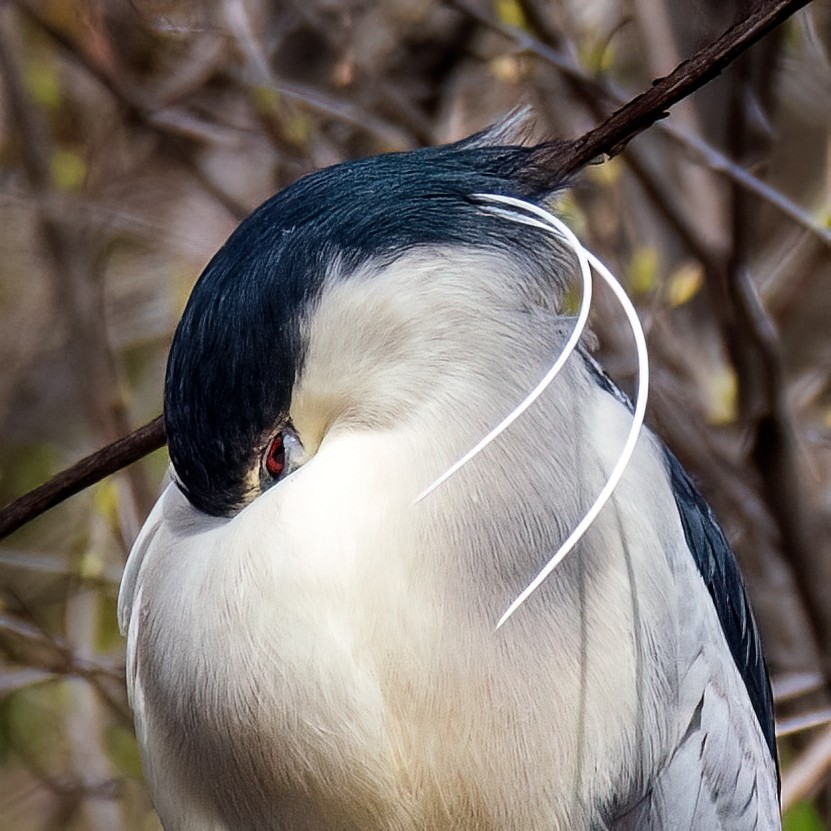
[118,115,781,830]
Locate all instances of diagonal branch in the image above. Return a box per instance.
[546,0,813,174]
[453,0,830,246]
[0,0,814,540]
[0,417,165,539]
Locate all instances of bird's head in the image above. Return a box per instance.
[164,118,576,517]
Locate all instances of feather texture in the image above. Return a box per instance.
[121,245,780,829]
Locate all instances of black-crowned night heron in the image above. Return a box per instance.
[118,119,780,829]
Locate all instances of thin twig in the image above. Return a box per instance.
[777,708,831,738]
[13,0,248,220]
[661,121,828,244]
[222,0,413,150]
[736,268,831,679]
[17,0,413,152]
[782,725,831,810]
[0,612,124,683]
[774,671,826,703]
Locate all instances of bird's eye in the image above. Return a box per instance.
[265,433,286,478]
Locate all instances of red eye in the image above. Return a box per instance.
[265,433,285,478]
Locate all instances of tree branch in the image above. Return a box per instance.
[453,0,830,246]
[0,417,165,539]
[0,0,813,539]
[548,0,813,174]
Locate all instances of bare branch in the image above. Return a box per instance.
[782,725,831,810]
[223,0,412,149]
[453,0,830,246]
[539,0,815,173]
[773,671,826,703]
[0,417,165,540]
[18,0,414,152]
[777,708,831,738]
[661,122,829,245]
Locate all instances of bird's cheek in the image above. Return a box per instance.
[239,429,414,575]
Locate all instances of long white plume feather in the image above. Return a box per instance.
[414,193,650,629]
[415,198,594,503]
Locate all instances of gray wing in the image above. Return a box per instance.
[610,681,780,829]
[606,536,780,830]
[609,455,781,830]
[584,357,780,829]
[665,450,778,772]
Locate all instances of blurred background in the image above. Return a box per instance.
[0,0,829,828]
